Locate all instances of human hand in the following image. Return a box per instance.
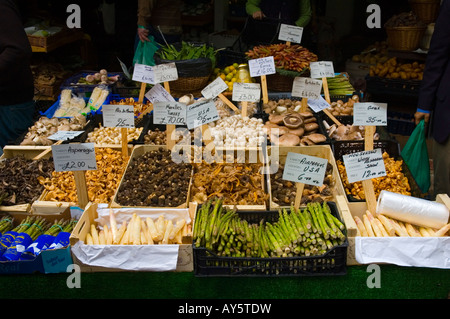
[252,11,265,20]
[137,27,150,42]
[414,111,430,125]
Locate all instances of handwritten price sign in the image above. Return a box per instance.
[310,61,335,79]
[278,24,303,43]
[48,131,83,141]
[132,63,155,84]
[153,102,186,125]
[145,83,175,103]
[232,82,261,102]
[52,143,97,172]
[292,77,322,99]
[186,99,219,129]
[102,105,135,128]
[282,152,328,187]
[307,95,331,113]
[248,56,276,77]
[353,102,388,126]
[153,63,178,83]
[342,149,387,184]
[201,77,228,99]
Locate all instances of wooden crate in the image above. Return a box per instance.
[0,146,52,213]
[111,145,193,209]
[69,201,196,272]
[266,145,346,210]
[337,194,450,266]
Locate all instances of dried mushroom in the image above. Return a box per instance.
[191,162,268,206]
[86,125,143,144]
[116,147,192,207]
[38,148,127,204]
[0,157,54,205]
[271,161,335,206]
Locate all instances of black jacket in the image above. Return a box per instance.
[0,0,34,106]
[418,0,450,143]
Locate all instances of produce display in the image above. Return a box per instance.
[85,213,190,245]
[54,89,89,116]
[144,128,192,145]
[369,57,425,80]
[270,161,335,206]
[75,69,120,85]
[32,62,67,94]
[337,152,411,200]
[85,86,110,111]
[20,115,86,146]
[354,210,449,237]
[323,74,355,96]
[351,41,389,65]
[214,98,258,118]
[322,122,380,141]
[212,63,255,93]
[326,95,360,116]
[245,43,318,73]
[115,148,192,207]
[86,125,143,145]
[193,199,346,258]
[0,157,54,206]
[191,161,268,206]
[209,114,265,148]
[38,148,127,204]
[262,105,327,146]
[0,215,77,261]
[110,97,153,117]
[156,41,217,68]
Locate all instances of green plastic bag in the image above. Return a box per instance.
[401,119,430,193]
[133,35,159,66]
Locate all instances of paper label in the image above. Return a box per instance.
[145,83,175,103]
[232,82,261,102]
[310,61,335,78]
[201,77,228,99]
[282,152,328,187]
[47,131,83,141]
[153,102,186,125]
[342,149,387,183]
[353,102,388,126]
[153,63,178,83]
[248,56,276,77]
[278,24,303,43]
[307,95,330,113]
[52,143,97,172]
[292,77,322,99]
[132,63,154,84]
[186,99,220,129]
[102,104,135,128]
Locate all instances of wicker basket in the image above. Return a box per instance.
[409,0,441,24]
[385,26,426,51]
[168,76,210,93]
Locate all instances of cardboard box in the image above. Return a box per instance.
[337,194,450,266]
[69,202,197,272]
[266,145,346,210]
[0,202,73,274]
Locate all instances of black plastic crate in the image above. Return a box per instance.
[365,76,421,99]
[387,111,415,136]
[193,202,348,277]
[216,49,247,68]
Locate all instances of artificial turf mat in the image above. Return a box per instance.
[0,264,448,299]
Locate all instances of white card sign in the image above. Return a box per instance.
[232,82,261,102]
[248,56,276,77]
[201,77,228,99]
[186,99,220,129]
[307,95,330,113]
[132,63,154,84]
[292,77,323,99]
[145,83,175,103]
[153,102,186,125]
[342,149,387,184]
[153,63,178,83]
[52,143,97,172]
[282,152,328,187]
[102,105,135,128]
[278,24,303,43]
[310,61,335,79]
[353,102,388,126]
[48,131,83,141]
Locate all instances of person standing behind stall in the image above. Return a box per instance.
[0,0,35,155]
[245,0,312,28]
[415,0,450,197]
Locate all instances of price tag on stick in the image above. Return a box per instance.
[163,82,177,150]
[248,57,275,104]
[282,152,328,210]
[292,77,322,111]
[353,102,388,126]
[278,24,303,44]
[201,77,240,114]
[132,63,155,103]
[102,104,135,157]
[232,82,261,117]
[186,99,220,130]
[342,149,386,183]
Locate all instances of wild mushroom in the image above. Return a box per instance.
[268,114,285,125]
[283,113,303,129]
[278,133,301,146]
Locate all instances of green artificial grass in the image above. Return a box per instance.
[0,265,448,299]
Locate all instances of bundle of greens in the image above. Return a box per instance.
[156,41,217,69]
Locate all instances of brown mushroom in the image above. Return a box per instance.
[306,133,327,144]
[304,122,319,132]
[288,126,305,137]
[277,133,300,146]
[283,113,303,129]
[268,114,285,125]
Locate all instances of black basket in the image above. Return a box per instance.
[193,202,348,277]
[387,111,416,136]
[332,140,423,201]
[216,49,248,69]
[365,76,421,99]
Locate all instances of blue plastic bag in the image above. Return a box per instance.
[20,234,56,260]
[2,232,33,261]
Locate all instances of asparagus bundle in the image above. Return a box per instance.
[193,199,346,258]
[323,74,355,96]
[0,215,14,235]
